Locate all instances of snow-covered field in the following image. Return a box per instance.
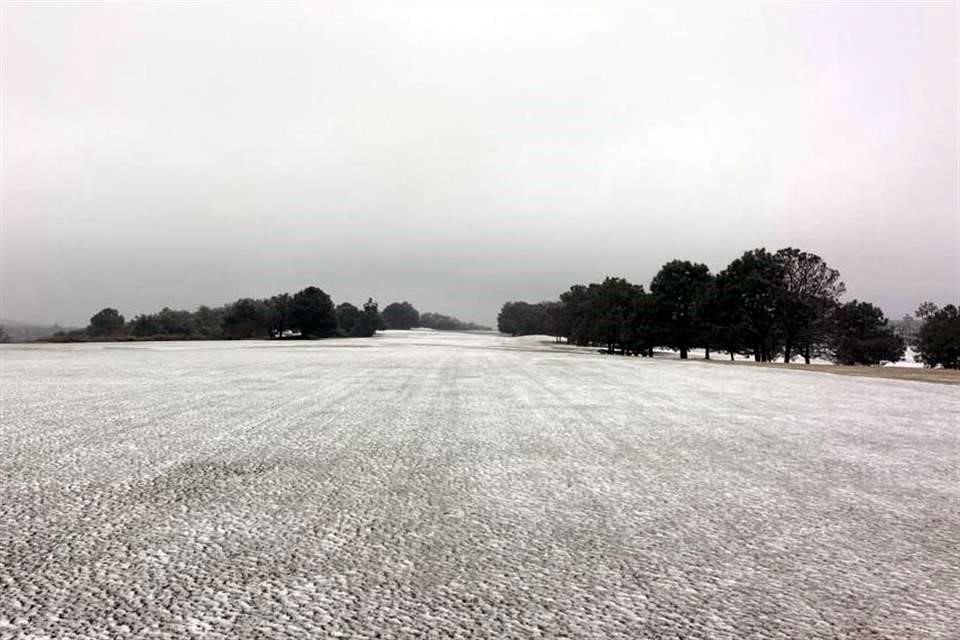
[1,331,957,639]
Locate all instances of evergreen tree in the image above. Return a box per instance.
[157,307,194,336]
[130,313,162,337]
[716,249,784,362]
[222,298,270,339]
[559,285,594,346]
[916,303,960,368]
[650,261,712,359]
[622,288,656,357]
[266,294,292,339]
[87,308,126,337]
[336,302,360,336]
[541,301,565,343]
[382,301,420,330]
[497,301,546,336]
[830,300,905,365]
[352,298,381,337]
[192,305,226,339]
[289,287,337,337]
[591,277,643,354]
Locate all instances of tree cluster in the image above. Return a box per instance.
[417,312,489,332]
[65,286,383,342]
[382,302,420,330]
[497,302,549,338]
[914,303,960,368]
[499,247,910,366]
[55,295,491,343]
[378,301,489,331]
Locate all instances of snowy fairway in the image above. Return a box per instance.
[1,331,958,639]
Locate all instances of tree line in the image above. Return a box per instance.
[376,302,490,331]
[37,293,488,342]
[76,286,379,341]
[498,247,959,368]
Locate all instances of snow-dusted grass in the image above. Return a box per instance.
[509,334,923,367]
[1,331,957,638]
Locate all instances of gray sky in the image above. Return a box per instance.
[2,3,958,327]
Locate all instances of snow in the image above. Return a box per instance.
[511,335,924,367]
[885,346,924,368]
[1,331,957,638]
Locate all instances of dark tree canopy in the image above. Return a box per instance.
[87,308,125,337]
[192,305,226,338]
[266,294,292,339]
[830,300,905,365]
[382,301,420,330]
[622,286,657,357]
[650,260,712,359]
[129,306,226,339]
[775,248,845,363]
[419,312,488,331]
[497,301,547,336]
[559,284,594,346]
[590,277,644,355]
[223,298,270,339]
[336,302,360,336]
[352,299,381,337]
[916,301,939,320]
[130,313,162,337]
[533,279,655,355]
[541,301,565,343]
[289,287,337,338]
[70,284,388,343]
[157,307,194,336]
[916,303,960,369]
[715,249,784,362]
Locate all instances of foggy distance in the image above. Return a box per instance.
[2,3,957,326]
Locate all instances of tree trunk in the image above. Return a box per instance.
[704,345,711,360]
[680,346,688,360]
[730,351,735,361]
[784,337,792,364]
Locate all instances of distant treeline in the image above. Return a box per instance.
[0,321,74,343]
[26,291,487,343]
[498,247,959,368]
[381,302,490,332]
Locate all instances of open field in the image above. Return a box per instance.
[1,330,958,639]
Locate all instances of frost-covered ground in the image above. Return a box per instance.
[521,336,922,367]
[1,331,957,639]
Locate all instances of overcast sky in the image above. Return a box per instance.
[2,3,958,326]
